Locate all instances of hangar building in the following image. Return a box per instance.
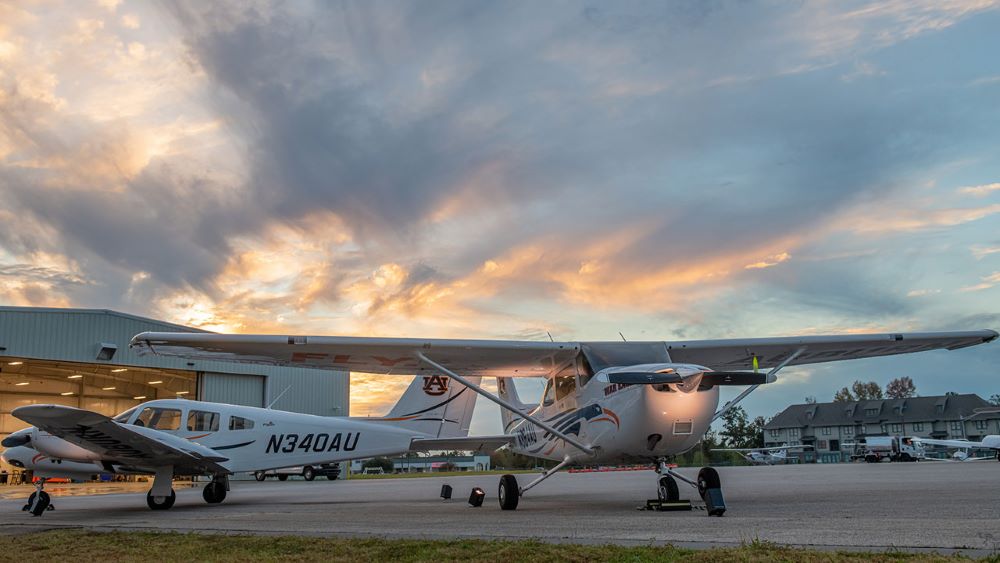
[0,306,349,453]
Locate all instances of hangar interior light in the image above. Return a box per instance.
[148,380,163,384]
[7,361,22,366]
[60,392,74,396]
[15,382,29,386]
[67,374,83,379]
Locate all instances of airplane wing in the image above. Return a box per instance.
[13,405,230,474]
[130,329,997,376]
[661,330,998,370]
[711,445,810,453]
[913,437,991,449]
[409,435,513,452]
[131,333,578,377]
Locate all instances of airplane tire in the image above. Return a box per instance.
[697,467,720,499]
[498,474,519,511]
[203,482,227,504]
[658,475,679,502]
[277,475,288,481]
[25,491,51,516]
[254,471,266,482]
[303,467,315,481]
[146,489,176,510]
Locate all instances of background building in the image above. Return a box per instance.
[0,306,349,467]
[764,394,1000,463]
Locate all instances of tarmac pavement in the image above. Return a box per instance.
[0,462,998,553]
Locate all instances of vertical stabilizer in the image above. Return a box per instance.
[380,375,481,438]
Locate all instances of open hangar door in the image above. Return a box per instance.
[0,357,197,443]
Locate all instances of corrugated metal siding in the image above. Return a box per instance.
[266,370,349,416]
[0,307,349,416]
[200,373,265,407]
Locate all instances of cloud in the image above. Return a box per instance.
[3,1,1000,418]
[745,252,792,270]
[958,182,1000,197]
[960,272,1000,291]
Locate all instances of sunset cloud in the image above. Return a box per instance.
[2,1,999,418]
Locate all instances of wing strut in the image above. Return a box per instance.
[414,352,594,456]
[711,347,805,422]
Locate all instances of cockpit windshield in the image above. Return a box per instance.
[134,407,182,430]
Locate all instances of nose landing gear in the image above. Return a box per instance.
[656,460,726,516]
[23,480,54,516]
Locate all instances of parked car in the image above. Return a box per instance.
[254,463,341,481]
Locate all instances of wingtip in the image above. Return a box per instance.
[986,330,999,343]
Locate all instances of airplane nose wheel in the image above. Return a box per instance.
[657,475,679,502]
[146,489,176,510]
[23,481,54,516]
[696,467,725,517]
[498,474,520,510]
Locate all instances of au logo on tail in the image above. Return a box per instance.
[422,375,449,396]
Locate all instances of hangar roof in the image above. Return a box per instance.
[765,394,994,429]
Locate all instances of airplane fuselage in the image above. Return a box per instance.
[507,366,719,464]
[2,399,430,478]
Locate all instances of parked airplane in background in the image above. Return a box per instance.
[914,436,1000,462]
[1,374,502,514]
[130,328,997,516]
[710,444,811,465]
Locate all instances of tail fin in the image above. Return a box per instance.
[497,377,536,434]
[381,375,481,438]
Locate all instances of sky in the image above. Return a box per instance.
[1,1,999,434]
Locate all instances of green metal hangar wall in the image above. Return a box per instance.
[0,306,349,445]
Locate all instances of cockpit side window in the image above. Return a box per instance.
[187,410,220,432]
[229,416,255,431]
[542,379,556,406]
[134,407,182,430]
[113,407,137,423]
[554,375,576,401]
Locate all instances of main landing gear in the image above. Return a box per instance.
[146,466,176,510]
[656,459,726,517]
[22,479,54,517]
[497,455,573,511]
[203,476,228,504]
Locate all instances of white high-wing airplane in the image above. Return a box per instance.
[129,329,997,516]
[710,444,811,465]
[1,373,502,514]
[913,436,1000,462]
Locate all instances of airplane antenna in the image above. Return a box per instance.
[267,385,292,409]
[546,331,554,342]
[619,332,627,342]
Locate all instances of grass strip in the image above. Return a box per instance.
[1,530,993,562]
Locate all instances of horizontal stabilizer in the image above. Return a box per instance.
[409,435,512,452]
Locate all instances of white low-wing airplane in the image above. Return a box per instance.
[129,329,997,516]
[710,444,812,465]
[913,436,1000,462]
[1,373,504,514]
